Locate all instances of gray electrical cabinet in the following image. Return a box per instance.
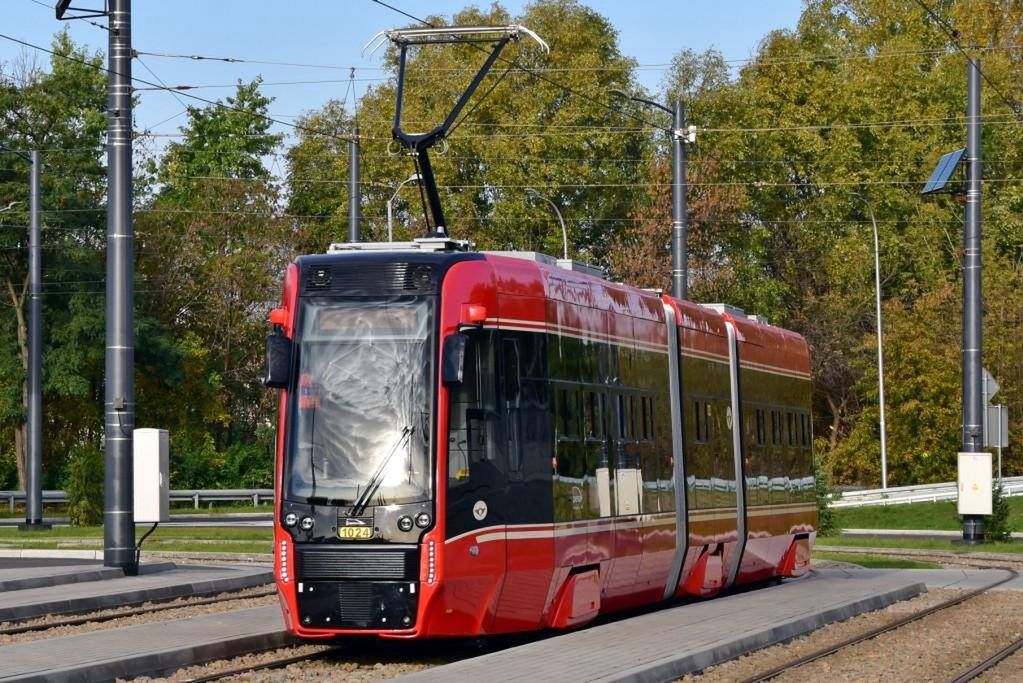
[133,428,169,523]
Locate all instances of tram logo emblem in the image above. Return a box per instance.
[473,500,488,521]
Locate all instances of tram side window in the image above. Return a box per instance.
[694,400,710,444]
[585,390,603,441]
[770,410,780,446]
[787,412,795,447]
[447,333,495,484]
[502,338,522,472]
[756,408,766,446]
[626,394,634,443]
[557,386,581,441]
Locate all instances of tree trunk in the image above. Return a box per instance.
[825,391,843,452]
[6,275,29,491]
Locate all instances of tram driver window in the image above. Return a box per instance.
[502,338,523,472]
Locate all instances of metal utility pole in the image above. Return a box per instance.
[671,101,688,300]
[851,193,888,490]
[104,0,137,573]
[348,128,360,242]
[0,143,49,531]
[609,90,692,299]
[961,59,984,543]
[21,151,49,530]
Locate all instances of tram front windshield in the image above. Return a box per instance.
[287,296,434,507]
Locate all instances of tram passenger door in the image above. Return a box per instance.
[444,331,507,631]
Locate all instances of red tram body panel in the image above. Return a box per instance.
[267,244,816,640]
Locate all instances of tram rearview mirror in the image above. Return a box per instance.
[442,333,469,387]
[263,329,292,389]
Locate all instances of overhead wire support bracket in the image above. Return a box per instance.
[369,25,548,236]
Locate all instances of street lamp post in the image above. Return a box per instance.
[526,188,568,260]
[852,192,888,490]
[387,173,421,242]
[609,90,692,299]
[0,143,50,530]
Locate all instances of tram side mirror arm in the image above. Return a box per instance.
[442,333,469,387]
[263,325,292,389]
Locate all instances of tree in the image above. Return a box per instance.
[288,0,651,262]
[0,31,106,489]
[135,79,286,453]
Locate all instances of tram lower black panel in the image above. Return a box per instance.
[296,581,419,629]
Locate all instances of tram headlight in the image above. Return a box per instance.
[283,512,298,527]
[415,512,431,528]
[397,516,414,532]
[299,516,315,531]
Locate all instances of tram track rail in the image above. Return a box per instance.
[737,551,1021,683]
[180,646,335,682]
[0,586,276,637]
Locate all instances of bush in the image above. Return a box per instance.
[222,440,273,489]
[66,442,103,526]
[814,451,836,537]
[985,481,1012,542]
[170,431,224,489]
[0,450,17,490]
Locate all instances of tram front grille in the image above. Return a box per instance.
[339,582,374,623]
[296,546,419,581]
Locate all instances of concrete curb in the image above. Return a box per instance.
[604,581,926,683]
[0,566,273,622]
[0,562,176,592]
[0,549,103,560]
[395,575,927,683]
[12,631,295,683]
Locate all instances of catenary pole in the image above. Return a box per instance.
[961,59,984,543]
[671,100,688,300]
[348,128,360,242]
[104,0,137,573]
[21,150,48,530]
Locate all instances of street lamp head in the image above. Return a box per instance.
[404,172,421,184]
[0,201,22,214]
[608,89,629,100]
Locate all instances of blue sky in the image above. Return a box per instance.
[2,1,802,147]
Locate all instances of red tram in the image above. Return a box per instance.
[262,23,815,640]
[263,240,816,639]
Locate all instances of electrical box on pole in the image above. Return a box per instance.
[132,429,168,524]
[958,452,992,516]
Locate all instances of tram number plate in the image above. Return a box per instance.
[338,526,374,540]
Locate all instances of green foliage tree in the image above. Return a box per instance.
[0,31,107,490]
[136,79,287,457]
[288,0,650,261]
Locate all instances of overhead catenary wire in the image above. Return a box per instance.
[913,0,1023,121]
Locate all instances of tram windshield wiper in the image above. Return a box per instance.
[350,425,415,517]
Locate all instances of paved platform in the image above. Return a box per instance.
[395,568,928,683]
[0,604,289,682]
[0,563,272,621]
[830,565,1023,591]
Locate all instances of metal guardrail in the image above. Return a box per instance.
[830,476,1023,509]
[0,488,275,513]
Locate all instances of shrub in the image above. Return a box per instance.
[985,481,1012,542]
[170,430,223,489]
[814,451,836,537]
[0,450,17,490]
[66,442,103,526]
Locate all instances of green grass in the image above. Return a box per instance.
[0,525,271,554]
[813,551,941,569]
[833,496,1023,532]
[0,502,270,518]
[817,535,1023,554]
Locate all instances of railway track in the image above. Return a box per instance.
[180,646,335,682]
[734,548,1023,683]
[0,586,276,637]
